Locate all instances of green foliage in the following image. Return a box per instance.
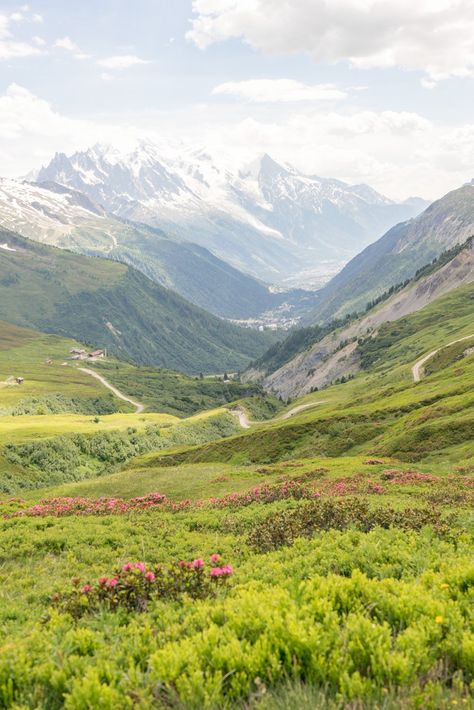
[247,498,454,552]
[55,557,233,618]
[0,393,119,417]
[1,413,240,492]
[0,511,472,708]
[425,337,474,376]
[90,360,263,417]
[0,229,277,373]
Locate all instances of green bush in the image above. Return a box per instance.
[247,499,454,552]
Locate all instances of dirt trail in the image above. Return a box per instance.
[279,401,327,420]
[229,406,251,429]
[412,334,474,382]
[79,367,145,414]
[230,400,326,429]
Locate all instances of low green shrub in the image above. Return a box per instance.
[1,413,240,492]
[247,499,454,552]
[0,393,120,417]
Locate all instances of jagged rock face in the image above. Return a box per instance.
[36,142,425,285]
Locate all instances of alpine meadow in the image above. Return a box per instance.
[0,2,473,709]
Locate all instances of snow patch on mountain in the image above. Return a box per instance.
[36,141,428,284]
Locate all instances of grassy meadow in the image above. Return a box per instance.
[0,285,473,708]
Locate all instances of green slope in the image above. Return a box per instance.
[148,281,474,470]
[308,184,474,322]
[1,180,313,320]
[0,271,474,707]
[0,229,277,373]
[1,282,473,707]
[248,237,474,385]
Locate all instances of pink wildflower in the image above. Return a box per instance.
[221,565,233,576]
[98,577,108,585]
[210,567,223,577]
[144,571,156,582]
[210,553,220,563]
[107,578,119,587]
[192,558,204,568]
[122,563,133,572]
[81,584,92,593]
[134,562,146,572]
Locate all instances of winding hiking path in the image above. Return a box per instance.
[230,400,327,429]
[79,367,145,414]
[229,406,251,429]
[280,401,327,420]
[412,334,474,382]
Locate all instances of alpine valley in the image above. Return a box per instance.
[1,47,474,710]
[34,141,427,285]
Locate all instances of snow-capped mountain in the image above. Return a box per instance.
[0,177,114,247]
[0,177,319,321]
[36,141,427,285]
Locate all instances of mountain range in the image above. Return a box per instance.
[0,227,276,373]
[35,141,427,286]
[246,236,474,398]
[0,177,301,320]
[306,184,474,323]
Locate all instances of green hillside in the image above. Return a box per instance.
[308,185,474,322]
[0,270,473,707]
[248,237,474,389]
[0,229,277,373]
[147,281,474,470]
[0,321,128,415]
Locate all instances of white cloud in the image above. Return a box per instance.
[187,0,474,82]
[212,79,347,102]
[33,35,46,46]
[0,84,140,177]
[1,84,474,201]
[0,12,42,60]
[54,37,91,61]
[54,36,78,52]
[97,54,150,70]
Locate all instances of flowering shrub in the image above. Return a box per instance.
[53,555,233,618]
[8,475,391,519]
[12,492,167,517]
[247,499,455,552]
[9,465,472,520]
[9,481,315,518]
[381,468,439,484]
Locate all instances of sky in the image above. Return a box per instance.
[1,0,474,199]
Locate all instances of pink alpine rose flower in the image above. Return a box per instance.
[192,558,204,568]
[210,553,220,563]
[107,577,119,587]
[210,567,223,577]
[134,562,146,572]
[122,563,133,572]
[144,571,156,582]
[81,584,92,593]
